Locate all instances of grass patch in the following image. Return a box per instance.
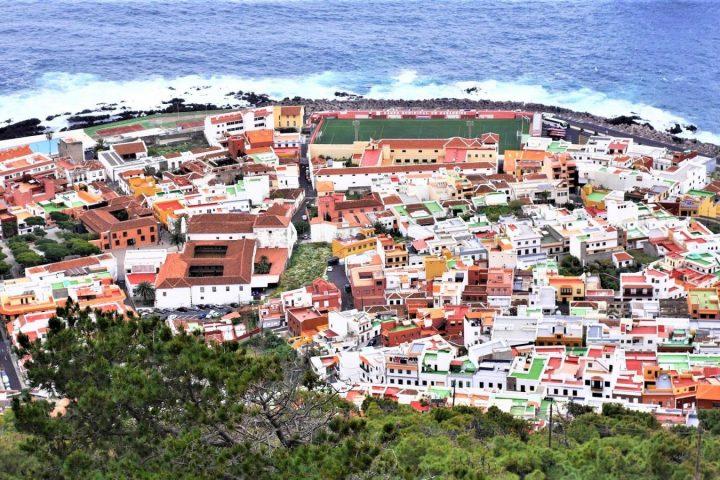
[147,139,208,157]
[628,249,659,266]
[273,242,331,295]
[84,110,233,138]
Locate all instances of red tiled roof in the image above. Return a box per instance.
[0,145,33,162]
[96,124,144,137]
[210,112,244,125]
[156,239,256,288]
[187,213,256,234]
[112,141,146,156]
[254,213,290,228]
[280,106,302,116]
[126,273,157,286]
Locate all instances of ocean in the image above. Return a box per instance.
[1,0,719,143]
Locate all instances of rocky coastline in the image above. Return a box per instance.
[2,93,718,157]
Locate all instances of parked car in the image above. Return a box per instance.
[327,266,334,272]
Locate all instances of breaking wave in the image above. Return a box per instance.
[1,69,718,145]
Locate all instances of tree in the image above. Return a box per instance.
[559,255,584,276]
[32,227,47,238]
[134,281,155,304]
[0,261,11,277]
[57,219,79,232]
[38,242,70,262]
[293,219,309,236]
[585,259,621,291]
[11,311,343,478]
[14,251,43,268]
[537,190,552,204]
[65,238,100,256]
[255,255,271,274]
[24,216,45,227]
[170,217,186,246]
[49,211,71,222]
[1,220,18,239]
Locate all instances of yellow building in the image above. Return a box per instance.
[697,195,720,219]
[424,255,447,281]
[152,199,185,227]
[580,184,610,210]
[369,137,497,166]
[127,176,160,198]
[331,236,377,259]
[274,105,304,130]
[548,275,586,303]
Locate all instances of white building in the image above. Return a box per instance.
[204,108,275,146]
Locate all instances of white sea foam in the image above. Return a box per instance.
[1,69,718,145]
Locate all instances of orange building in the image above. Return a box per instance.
[380,319,422,347]
[80,196,159,250]
[287,306,327,337]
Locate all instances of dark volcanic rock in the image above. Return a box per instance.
[607,115,641,126]
[0,118,46,140]
[667,123,683,135]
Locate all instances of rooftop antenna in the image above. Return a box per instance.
[353,119,360,142]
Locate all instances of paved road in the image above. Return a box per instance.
[0,327,22,390]
[326,263,353,310]
[557,116,687,152]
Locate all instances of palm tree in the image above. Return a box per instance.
[135,282,155,305]
[45,131,54,155]
[170,217,186,246]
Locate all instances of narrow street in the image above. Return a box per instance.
[0,326,22,390]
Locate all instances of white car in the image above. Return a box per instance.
[327,266,334,272]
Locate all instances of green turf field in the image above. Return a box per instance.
[314,118,528,153]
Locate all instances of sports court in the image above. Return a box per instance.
[313,118,529,153]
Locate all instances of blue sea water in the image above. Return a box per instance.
[0,0,719,142]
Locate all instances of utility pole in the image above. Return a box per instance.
[548,400,553,448]
[694,425,703,480]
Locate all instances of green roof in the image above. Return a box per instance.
[587,191,608,202]
[428,386,452,399]
[424,201,443,215]
[509,357,546,380]
[688,189,715,198]
[392,205,408,217]
[547,141,568,153]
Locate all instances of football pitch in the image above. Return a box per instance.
[314,118,529,153]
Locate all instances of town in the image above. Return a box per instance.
[1,104,720,428]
